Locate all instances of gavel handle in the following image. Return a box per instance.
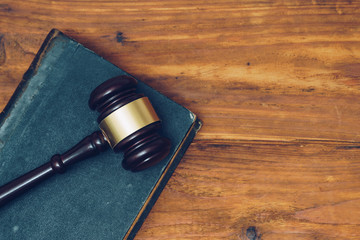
[0,131,108,207]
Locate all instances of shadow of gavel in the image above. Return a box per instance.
[0,75,171,207]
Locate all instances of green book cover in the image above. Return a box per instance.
[0,29,201,240]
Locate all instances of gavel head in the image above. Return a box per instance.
[88,75,171,172]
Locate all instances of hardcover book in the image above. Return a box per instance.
[0,29,201,240]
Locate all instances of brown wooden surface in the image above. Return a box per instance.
[1,0,360,239]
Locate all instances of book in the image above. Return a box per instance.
[0,29,201,240]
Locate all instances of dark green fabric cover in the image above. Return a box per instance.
[0,30,200,240]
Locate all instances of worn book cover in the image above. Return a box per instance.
[0,29,201,240]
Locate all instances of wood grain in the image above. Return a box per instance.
[1,0,360,239]
[142,140,360,239]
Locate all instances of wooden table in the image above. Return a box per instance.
[1,1,360,239]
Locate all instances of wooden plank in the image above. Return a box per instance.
[1,1,359,142]
[137,140,360,239]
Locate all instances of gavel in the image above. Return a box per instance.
[0,75,171,207]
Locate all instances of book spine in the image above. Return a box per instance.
[0,29,60,125]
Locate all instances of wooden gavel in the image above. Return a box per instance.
[0,75,171,207]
